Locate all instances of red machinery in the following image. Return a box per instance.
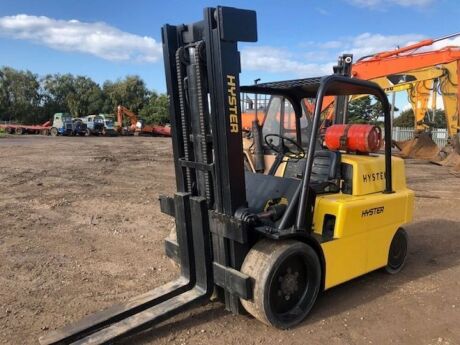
[325,124,382,153]
[0,121,51,135]
[116,105,171,137]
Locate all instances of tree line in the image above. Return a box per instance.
[347,95,446,128]
[0,66,170,125]
[1,67,448,129]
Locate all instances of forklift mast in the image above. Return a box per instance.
[39,7,257,345]
[162,6,257,313]
[163,6,256,213]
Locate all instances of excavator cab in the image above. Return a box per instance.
[40,7,414,344]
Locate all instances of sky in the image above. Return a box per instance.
[0,0,459,106]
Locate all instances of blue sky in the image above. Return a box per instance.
[0,0,459,103]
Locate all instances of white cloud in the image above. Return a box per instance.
[0,14,162,63]
[241,46,335,76]
[241,33,426,77]
[432,36,460,50]
[347,0,434,8]
[319,40,342,49]
[340,33,425,58]
[315,7,330,16]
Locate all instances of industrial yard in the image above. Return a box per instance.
[0,136,459,345]
[1,1,460,344]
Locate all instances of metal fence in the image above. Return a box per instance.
[392,127,449,147]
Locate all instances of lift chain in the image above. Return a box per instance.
[175,46,193,193]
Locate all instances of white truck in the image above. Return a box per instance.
[81,114,116,136]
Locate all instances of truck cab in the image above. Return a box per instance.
[82,114,117,136]
[81,115,105,136]
[50,113,73,136]
[97,114,117,136]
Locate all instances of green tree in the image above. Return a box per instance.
[102,76,149,114]
[394,109,414,127]
[139,93,170,124]
[67,76,104,117]
[0,67,41,123]
[394,108,446,128]
[42,74,105,118]
[431,109,446,128]
[0,66,168,125]
[347,96,384,124]
[41,73,74,116]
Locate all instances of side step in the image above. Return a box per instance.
[39,194,213,345]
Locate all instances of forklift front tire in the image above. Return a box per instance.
[385,228,408,274]
[240,239,321,329]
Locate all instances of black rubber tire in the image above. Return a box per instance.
[385,228,408,274]
[50,128,58,137]
[240,239,321,329]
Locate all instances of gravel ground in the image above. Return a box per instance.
[0,136,459,345]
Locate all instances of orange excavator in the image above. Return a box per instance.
[350,33,460,165]
[116,105,171,137]
[242,34,460,170]
[116,105,140,134]
[297,34,460,166]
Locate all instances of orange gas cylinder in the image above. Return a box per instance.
[324,124,382,153]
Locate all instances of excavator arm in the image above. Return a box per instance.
[116,105,139,133]
[351,36,460,139]
[440,61,460,137]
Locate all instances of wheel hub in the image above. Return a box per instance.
[278,267,299,300]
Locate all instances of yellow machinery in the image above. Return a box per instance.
[40,8,415,344]
[351,37,460,163]
[239,82,414,324]
[277,154,413,290]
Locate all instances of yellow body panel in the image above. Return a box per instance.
[340,154,407,195]
[310,154,414,289]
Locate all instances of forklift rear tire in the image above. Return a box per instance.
[385,228,408,274]
[240,239,321,329]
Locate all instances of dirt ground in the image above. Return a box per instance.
[0,136,459,345]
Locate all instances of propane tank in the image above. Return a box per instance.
[324,124,382,153]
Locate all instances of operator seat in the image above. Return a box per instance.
[284,150,341,193]
[244,150,341,214]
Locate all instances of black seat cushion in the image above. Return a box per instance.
[245,171,300,213]
[310,150,341,182]
[284,150,341,193]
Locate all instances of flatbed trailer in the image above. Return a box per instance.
[0,123,51,135]
[140,124,171,137]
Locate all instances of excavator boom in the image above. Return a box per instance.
[116,105,139,133]
[341,35,460,162]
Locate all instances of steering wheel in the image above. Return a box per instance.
[264,134,305,160]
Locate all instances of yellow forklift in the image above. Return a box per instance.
[40,6,414,344]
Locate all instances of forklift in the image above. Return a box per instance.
[40,6,414,344]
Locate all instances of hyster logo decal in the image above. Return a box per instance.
[362,171,385,183]
[361,206,384,217]
[227,75,239,133]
